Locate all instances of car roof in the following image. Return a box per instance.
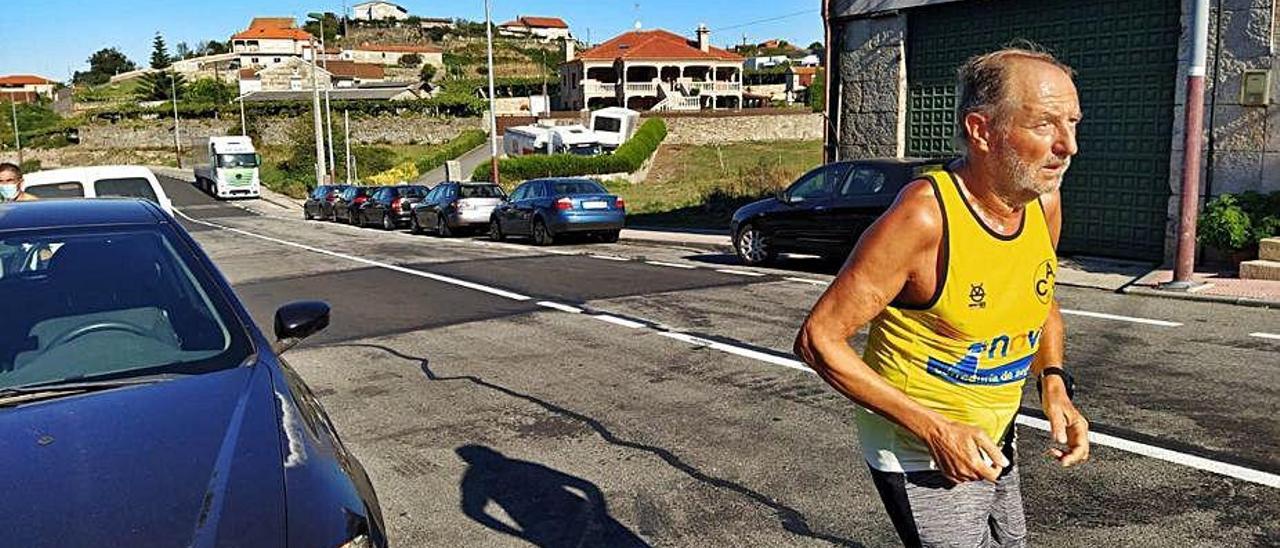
[0,199,167,231]
[23,165,159,185]
[835,157,943,168]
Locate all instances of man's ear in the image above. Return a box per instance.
[963,111,996,154]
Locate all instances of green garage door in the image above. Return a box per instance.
[905,0,1180,261]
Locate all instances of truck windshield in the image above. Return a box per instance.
[217,154,259,168]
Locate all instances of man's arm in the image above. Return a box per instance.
[795,181,1008,484]
[1035,190,1089,467]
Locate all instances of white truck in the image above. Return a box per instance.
[192,136,262,199]
[590,107,640,151]
[503,123,602,157]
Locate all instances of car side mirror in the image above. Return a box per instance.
[273,301,330,354]
[776,189,793,204]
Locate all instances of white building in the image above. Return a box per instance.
[238,57,332,95]
[743,55,791,71]
[0,75,57,103]
[230,18,316,70]
[352,1,410,21]
[560,25,744,112]
[498,16,572,41]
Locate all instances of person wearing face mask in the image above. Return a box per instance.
[0,163,36,202]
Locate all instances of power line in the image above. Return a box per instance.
[713,9,820,32]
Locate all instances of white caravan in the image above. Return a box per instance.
[590,107,640,151]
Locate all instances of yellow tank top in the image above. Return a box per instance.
[857,168,1057,472]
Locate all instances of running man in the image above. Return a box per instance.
[794,47,1090,547]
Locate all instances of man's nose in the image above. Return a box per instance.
[1054,124,1078,157]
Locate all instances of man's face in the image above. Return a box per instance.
[988,60,1081,200]
[0,169,21,199]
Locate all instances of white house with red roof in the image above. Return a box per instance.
[499,16,572,41]
[0,75,58,103]
[230,17,317,70]
[559,25,744,112]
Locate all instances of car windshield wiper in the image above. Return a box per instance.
[0,374,179,407]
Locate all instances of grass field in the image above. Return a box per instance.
[602,140,823,230]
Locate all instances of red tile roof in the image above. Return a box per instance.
[323,61,385,80]
[354,43,442,53]
[232,17,314,41]
[501,16,569,29]
[577,29,742,62]
[0,74,57,86]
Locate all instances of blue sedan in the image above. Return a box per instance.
[0,199,385,547]
[488,178,625,245]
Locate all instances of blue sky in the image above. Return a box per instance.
[2,0,822,80]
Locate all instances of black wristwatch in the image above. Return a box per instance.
[1037,367,1075,401]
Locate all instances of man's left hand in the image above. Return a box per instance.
[1042,377,1089,467]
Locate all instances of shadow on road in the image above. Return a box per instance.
[330,342,867,548]
[457,444,650,548]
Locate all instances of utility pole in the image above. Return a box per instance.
[1165,0,1211,291]
[310,38,327,185]
[10,99,22,166]
[344,109,353,183]
[171,68,182,168]
[484,0,500,185]
[237,92,248,136]
[322,17,336,181]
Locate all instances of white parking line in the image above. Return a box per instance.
[1059,309,1182,327]
[715,268,767,277]
[537,301,583,314]
[592,314,646,329]
[645,261,697,269]
[1250,332,1280,341]
[182,208,1278,490]
[590,254,631,261]
[784,277,830,287]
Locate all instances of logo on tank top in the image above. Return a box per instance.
[925,329,1044,385]
[1034,260,1056,304]
[968,283,986,309]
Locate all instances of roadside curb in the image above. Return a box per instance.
[621,233,733,253]
[1120,286,1280,309]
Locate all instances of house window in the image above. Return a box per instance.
[273,57,281,63]
[251,57,260,64]
[290,76,303,91]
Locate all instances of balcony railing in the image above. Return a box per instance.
[583,82,617,95]
[624,82,658,94]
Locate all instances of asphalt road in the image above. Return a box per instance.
[164,176,1280,547]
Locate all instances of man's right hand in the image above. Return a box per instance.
[922,420,1009,484]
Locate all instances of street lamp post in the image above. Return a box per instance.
[310,12,337,182]
[237,92,249,137]
[310,37,327,185]
[9,99,21,166]
[170,68,182,168]
[484,0,500,185]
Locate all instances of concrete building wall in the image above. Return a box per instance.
[832,13,906,160]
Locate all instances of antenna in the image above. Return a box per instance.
[633,2,641,30]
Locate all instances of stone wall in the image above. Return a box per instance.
[68,114,485,150]
[659,112,823,145]
[834,13,906,160]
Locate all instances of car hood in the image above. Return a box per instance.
[0,365,287,547]
[733,197,781,223]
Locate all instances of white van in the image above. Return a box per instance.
[590,107,640,151]
[21,166,175,216]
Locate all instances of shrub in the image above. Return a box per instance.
[414,129,486,178]
[1198,194,1252,252]
[473,118,667,183]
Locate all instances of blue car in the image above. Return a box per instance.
[488,178,625,245]
[0,199,386,547]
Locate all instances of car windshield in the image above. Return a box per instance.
[398,187,426,198]
[552,181,607,195]
[0,227,252,389]
[217,154,259,168]
[95,177,159,204]
[459,185,504,198]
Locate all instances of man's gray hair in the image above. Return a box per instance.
[953,44,1075,154]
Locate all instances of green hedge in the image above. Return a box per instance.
[1198,191,1280,252]
[415,129,488,178]
[86,94,487,122]
[472,118,667,183]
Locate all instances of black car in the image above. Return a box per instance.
[331,186,373,224]
[303,184,351,221]
[411,182,506,237]
[0,199,386,547]
[354,185,430,230]
[729,158,940,265]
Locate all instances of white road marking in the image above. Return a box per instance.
[537,301,583,314]
[181,207,1278,490]
[645,261,697,269]
[715,269,766,277]
[590,254,631,261]
[1249,332,1280,341]
[175,210,533,302]
[1060,309,1182,327]
[592,314,646,329]
[785,277,830,287]
[1015,415,1280,489]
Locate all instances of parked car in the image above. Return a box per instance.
[489,178,624,245]
[730,158,941,265]
[356,184,430,230]
[21,165,175,216]
[0,199,386,547]
[303,184,351,221]
[411,182,506,237]
[331,185,373,224]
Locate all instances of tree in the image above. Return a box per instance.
[136,70,186,101]
[175,42,192,60]
[150,32,172,69]
[807,41,823,51]
[303,13,340,43]
[399,53,423,67]
[202,40,230,55]
[185,78,236,104]
[419,63,438,82]
[73,48,137,86]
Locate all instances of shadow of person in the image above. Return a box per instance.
[457,445,651,548]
